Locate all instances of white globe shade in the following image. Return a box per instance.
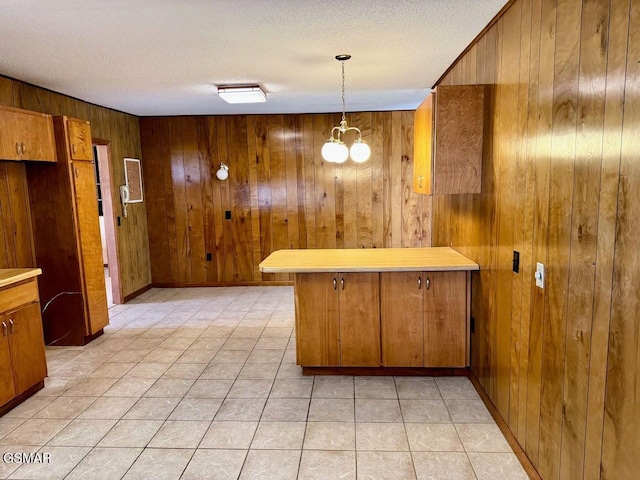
[321,141,338,162]
[216,167,229,180]
[350,141,371,163]
[333,143,349,163]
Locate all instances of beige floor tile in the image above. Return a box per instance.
[312,376,354,398]
[356,399,403,422]
[456,424,512,452]
[89,362,137,378]
[435,377,480,400]
[107,348,152,363]
[60,378,118,397]
[212,349,252,364]
[77,396,138,420]
[221,338,258,350]
[158,336,196,349]
[33,377,77,397]
[400,399,451,423]
[97,419,163,447]
[122,448,194,480]
[47,419,118,446]
[467,452,528,480]
[200,363,244,380]
[124,362,172,379]
[412,451,477,480]
[251,421,306,449]
[8,446,91,480]
[227,379,274,398]
[254,337,289,349]
[162,363,207,379]
[0,417,25,438]
[261,327,293,337]
[237,363,280,380]
[276,363,305,378]
[200,421,258,449]
[246,349,285,364]
[65,447,143,480]
[123,397,181,420]
[239,449,300,480]
[32,396,97,419]
[298,450,356,480]
[356,423,409,451]
[308,398,354,422]
[187,379,234,398]
[168,398,223,421]
[261,398,309,422]
[177,348,219,363]
[355,377,398,399]
[395,377,442,399]
[215,398,267,421]
[303,421,355,450]
[406,423,464,452]
[3,396,54,419]
[356,451,416,480]
[103,377,156,397]
[141,348,185,363]
[182,449,247,480]
[446,399,494,423]
[144,378,195,397]
[0,418,70,445]
[270,378,314,398]
[148,420,210,448]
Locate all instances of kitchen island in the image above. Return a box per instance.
[259,247,479,372]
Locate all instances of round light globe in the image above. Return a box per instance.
[350,141,371,163]
[321,141,339,163]
[216,167,229,181]
[333,143,349,163]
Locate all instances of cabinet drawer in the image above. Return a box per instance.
[0,279,39,313]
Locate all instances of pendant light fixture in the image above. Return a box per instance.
[321,54,371,164]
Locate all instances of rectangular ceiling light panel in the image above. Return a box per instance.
[217,85,266,104]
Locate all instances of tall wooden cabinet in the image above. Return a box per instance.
[413,85,487,195]
[26,116,109,346]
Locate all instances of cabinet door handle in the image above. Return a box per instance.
[340,278,345,290]
[418,175,423,189]
[8,319,14,334]
[1,322,6,337]
[21,143,26,154]
[15,142,21,156]
[425,277,431,290]
[332,277,337,290]
[418,277,422,289]
[75,168,80,178]
[72,144,77,155]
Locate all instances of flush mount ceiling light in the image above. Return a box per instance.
[217,85,266,104]
[321,54,371,164]
[216,162,229,180]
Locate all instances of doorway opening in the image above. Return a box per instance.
[93,141,123,305]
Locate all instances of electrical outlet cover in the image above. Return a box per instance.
[535,262,545,289]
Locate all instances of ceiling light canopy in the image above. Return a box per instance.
[321,54,371,164]
[217,85,266,104]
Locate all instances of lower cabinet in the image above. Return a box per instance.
[294,272,380,367]
[295,270,470,368]
[0,278,48,411]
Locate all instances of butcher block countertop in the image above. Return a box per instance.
[259,247,479,273]
[0,268,42,288]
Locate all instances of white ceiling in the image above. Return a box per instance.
[0,0,507,116]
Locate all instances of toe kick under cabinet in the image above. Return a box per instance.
[260,247,478,370]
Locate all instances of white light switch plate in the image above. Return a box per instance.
[535,262,545,289]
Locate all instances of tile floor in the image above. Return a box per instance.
[0,286,529,480]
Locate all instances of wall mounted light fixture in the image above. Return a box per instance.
[321,54,371,164]
[216,162,229,181]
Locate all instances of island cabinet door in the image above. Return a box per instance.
[381,272,424,367]
[338,273,381,367]
[294,273,340,366]
[424,271,468,367]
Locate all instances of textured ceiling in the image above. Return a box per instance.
[0,0,507,116]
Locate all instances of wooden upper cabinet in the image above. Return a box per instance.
[0,106,56,162]
[67,119,93,161]
[413,85,486,195]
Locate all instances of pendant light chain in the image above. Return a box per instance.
[341,59,346,124]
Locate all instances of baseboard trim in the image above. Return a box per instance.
[151,281,294,288]
[123,284,152,303]
[303,366,470,376]
[0,381,45,417]
[468,371,541,480]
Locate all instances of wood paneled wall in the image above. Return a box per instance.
[433,0,638,478]
[140,112,431,285]
[0,75,151,298]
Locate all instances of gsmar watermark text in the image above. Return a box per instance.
[3,452,51,464]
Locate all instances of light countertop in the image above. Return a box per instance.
[0,268,42,289]
[259,247,479,273]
